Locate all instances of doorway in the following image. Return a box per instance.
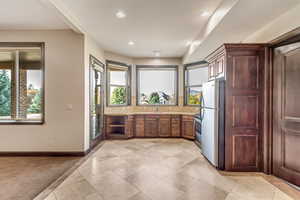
[273,37,300,186]
[89,55,105,148]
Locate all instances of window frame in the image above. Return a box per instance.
[136,65,178,106]
[0,42,45,125]
[184,61,208,106]
[106,60,131,107]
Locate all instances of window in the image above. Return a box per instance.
[185,64,208,105]
[107,61,130,106]
[0,43,44,123]
[137,66,178,105]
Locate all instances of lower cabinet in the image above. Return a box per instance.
[106,114,195,140]
[125,115,134,138]
[171,115,181,137]
[159,115,171,137]
[182,115,195,139]
[145,115,159,137]
[135,115,145,137]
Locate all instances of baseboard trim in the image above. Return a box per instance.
[0,151,86,157]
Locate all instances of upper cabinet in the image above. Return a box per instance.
[208,62,215,80]
[207,48,225,80]
[215,56,225,78]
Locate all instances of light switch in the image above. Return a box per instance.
[66,104,73,111]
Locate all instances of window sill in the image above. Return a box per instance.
[107,105,130,107]
[136,104,178,107]
[0,120,44,125]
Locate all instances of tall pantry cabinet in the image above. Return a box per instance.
[205,44,268,172]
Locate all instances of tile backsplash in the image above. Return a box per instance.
[105,96,200,114]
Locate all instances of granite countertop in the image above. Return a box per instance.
[104,112,197,116]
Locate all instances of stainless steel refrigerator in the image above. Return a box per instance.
[200,79,225,169]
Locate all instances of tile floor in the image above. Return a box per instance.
[44,139,298,200]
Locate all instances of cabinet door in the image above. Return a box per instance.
[135,115,145,137]
[225,47,265,171]
[208,62,216,80]
[159,115,171,137]
[216,56,225,76]
[171,116,181,137]
[182,116,195,139]
[125,115,134,138]
[145,116,159,137]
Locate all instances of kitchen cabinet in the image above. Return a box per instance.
[135,115,145,137]
[208,62,215,80]
[208,50,225,80]
[159,115,171,137]
[105,115,127,139]
[145,115,159,137]
[105,114,195,139]
[171,115,181,137]
[181,115,195,139]
[205,44,267,172]
[125,115,134,138]
[215,56,225,78]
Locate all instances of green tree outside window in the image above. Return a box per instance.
[0,70,11,116]
[111,87,126,105]
[148,92,160,104]
[28,90,42,114]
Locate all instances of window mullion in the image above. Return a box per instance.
[15,50,20,120]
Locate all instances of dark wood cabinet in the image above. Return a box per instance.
[208,62,215,80]
[159,115,171,137]
[105,114,196,139]
[181,115,195,140]
[206,44,267,172]
[145,115,159,137]
[208,49,225,80]
[125,115,134,138]
[105,115,127,139]
[135,115,145,137]
[216,56,225,77]
[171,115,181,137]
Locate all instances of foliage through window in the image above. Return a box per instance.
[107,62,130,106]
[185,65,208,105]
[0,45,43,123]
[137,66,177,105]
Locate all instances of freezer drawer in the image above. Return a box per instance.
[201,108,218,167]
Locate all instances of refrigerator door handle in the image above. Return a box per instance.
[201,107,205,122]
[201,93,205,108]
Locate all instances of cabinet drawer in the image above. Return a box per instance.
[182,115,194,121]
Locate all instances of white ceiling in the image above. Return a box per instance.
[0,0,68,29]
[1,0,299,61]
[52,0,223,58]
[184,0,300,63]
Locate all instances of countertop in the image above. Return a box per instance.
[104,112,197,116]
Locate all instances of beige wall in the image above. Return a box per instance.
[104,54,200,114]
[104,51,133,64]
[244,4,300,43]
[0,30,86,152]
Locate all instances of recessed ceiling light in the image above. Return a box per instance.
[116,10,126,19]
[153,50,160,57]
[201,11,210,17]
[128,41,135,46]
